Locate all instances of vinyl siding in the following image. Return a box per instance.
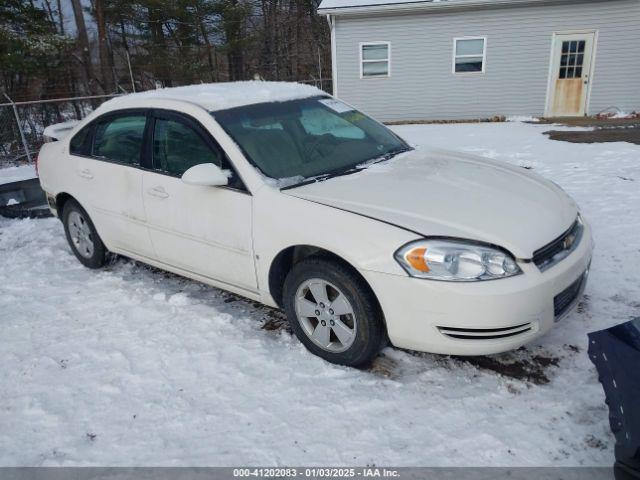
[333,0,640,121]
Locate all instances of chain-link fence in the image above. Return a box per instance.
[0,94,120,168]
[0,78,331,169]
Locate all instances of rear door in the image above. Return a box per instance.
[141,110,257,293]
[70,110,155,257]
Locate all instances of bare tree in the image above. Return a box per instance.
[94,0,113,92]
[70,0,97,93]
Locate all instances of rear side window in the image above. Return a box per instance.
[69,126,93,156]
[93,115,146,165]
[152,118,223,175]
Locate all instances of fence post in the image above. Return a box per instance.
[126,51,136,93]
[317,47,323,92]
[2,93,32,163]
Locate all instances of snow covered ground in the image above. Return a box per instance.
[1,121,638,466]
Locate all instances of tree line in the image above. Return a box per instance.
[0,0,330,103]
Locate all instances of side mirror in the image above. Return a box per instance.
[181,163,230,187]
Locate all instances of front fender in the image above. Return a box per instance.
[253,187,418,305]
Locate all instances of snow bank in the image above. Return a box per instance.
[102,81,325,112]
[506,115,540,123]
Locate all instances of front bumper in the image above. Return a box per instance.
[362,220,594,355]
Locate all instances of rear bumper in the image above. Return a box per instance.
[362,220,594,355]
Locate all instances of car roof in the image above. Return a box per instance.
[98,81,326,113]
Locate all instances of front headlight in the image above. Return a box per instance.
[395,239,522,281]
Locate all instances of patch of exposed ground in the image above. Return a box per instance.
[544,126,640,145]
[539,117,640,145]
[452,351,560,385]
[394,342,579,386]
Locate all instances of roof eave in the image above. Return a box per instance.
[318,0,610,16]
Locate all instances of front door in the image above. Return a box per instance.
[141,110,257,293]
[546,32,596,117]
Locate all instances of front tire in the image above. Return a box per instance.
[62,199,107,269]
[283,257,385,367]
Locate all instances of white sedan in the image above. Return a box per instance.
[37,82,593,367]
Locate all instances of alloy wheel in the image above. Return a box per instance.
[67,210,95,259]
[294,278,357,353]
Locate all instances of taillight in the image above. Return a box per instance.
[35,153,39,177]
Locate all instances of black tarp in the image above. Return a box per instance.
[589,318,640,479]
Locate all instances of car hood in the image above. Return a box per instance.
[283,148,578,259]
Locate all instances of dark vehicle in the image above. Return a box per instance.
[589,318,640,479]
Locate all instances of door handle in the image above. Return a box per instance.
[77,168,93,179]
[147,186,169,199]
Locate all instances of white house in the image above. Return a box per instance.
[318,0,640,121]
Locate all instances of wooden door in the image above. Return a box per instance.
[547,33,595,117]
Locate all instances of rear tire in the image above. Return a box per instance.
[62,199,107,269]
[283,257,385,367]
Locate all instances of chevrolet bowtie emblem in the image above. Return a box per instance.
[562,233,576,250]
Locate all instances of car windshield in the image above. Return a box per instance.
[212,96,410,182]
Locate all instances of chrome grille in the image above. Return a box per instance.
[533,218,583,272]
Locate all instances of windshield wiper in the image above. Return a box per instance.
[374,146,413,163]
[280,167,360,190]
[281,147,413,191]
[280,175,329,190]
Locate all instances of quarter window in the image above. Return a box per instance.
[152,118,222,176]
[69,125,93,156]
[361,43,390,78]
[453,37,486,73]
[93,115,146,165]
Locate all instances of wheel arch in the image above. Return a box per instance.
[267,245,383,317]
[55,192,74,216]
[54,192,109,250]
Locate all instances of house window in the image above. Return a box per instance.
[360,42,390,78]
[453,37,486,74]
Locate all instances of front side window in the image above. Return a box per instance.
[152,118,222,176]
[93,114,146,165]
[361,43,390,78]
[453,37,486,73]
[213,96,409,181]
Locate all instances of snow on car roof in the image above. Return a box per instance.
[100,81,326,112]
